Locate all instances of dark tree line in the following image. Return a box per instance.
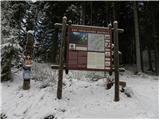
[1,1,159,81]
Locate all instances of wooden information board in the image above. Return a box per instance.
[67,25,112,71]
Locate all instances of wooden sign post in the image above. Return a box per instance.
[113,21,119,101]
[57,16,67,99]
[23,31,34,90]
[113,21,124,102]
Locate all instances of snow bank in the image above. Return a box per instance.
[0,65,159,119]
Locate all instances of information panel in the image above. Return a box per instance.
[67,25,112,71]
[88,33,104,52]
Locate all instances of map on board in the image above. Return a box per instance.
[71,32,88,45]
[88,33,104,52]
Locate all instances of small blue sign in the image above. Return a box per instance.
[23,69,31,79]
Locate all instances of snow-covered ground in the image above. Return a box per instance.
[0,64,159,119]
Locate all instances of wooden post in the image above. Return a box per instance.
[113,21,120,102]
[23,31,34,90]
[57,16,67,99]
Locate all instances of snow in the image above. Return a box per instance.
[31,0,37,3]
[27,30,34,35]
[0,64,159,119]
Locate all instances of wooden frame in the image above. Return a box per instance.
[66,25,112,72]
[55,18,124,101]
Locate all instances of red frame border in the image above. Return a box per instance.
[66,25,112,72]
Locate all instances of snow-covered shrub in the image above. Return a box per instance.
[44,114,56,119]
[32,62,57,88]
[1,1,24,81]
[0,113,7,119]
[1,36,22,81]
[65,70,107,81]
[85,71,109,81]
[1,44,14,81]
[65,4,80,24]
[124,87,134,97]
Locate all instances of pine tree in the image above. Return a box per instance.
[1,1,24,81]
[34,2,57,62]
[19,1,35,48]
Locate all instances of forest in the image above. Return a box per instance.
[1,1,159,79]
[0,1,159,119]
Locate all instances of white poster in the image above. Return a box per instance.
[87,52,104,69]
[88,33,104,52]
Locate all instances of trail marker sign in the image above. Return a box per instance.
[54,17,124,101]
[67,25,112,72]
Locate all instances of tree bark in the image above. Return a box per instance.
[147,46,153,72]
[151,10,159,75]
[140,38,144,72]
[80,2,86,25]
[133,1,142,73]
[154,40,159,75]
[90,2,93,25]
[112,2,116,21]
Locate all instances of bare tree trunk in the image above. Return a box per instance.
[112,2,116,21]
[154,40,159,75]
[132,37,136,64]
[80,2,86,25]
[154,47,158,75]
[79,4,83,24]
[147,46,153,72]
[133,1,142,73]
[105,2,108,23]
[90,2,93,25]
[152,13,159,75]
[140,45,144,72]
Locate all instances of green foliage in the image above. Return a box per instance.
[1,1,24,81]
[1,45,14,81]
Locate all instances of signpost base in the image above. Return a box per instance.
[23,79,30,90]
